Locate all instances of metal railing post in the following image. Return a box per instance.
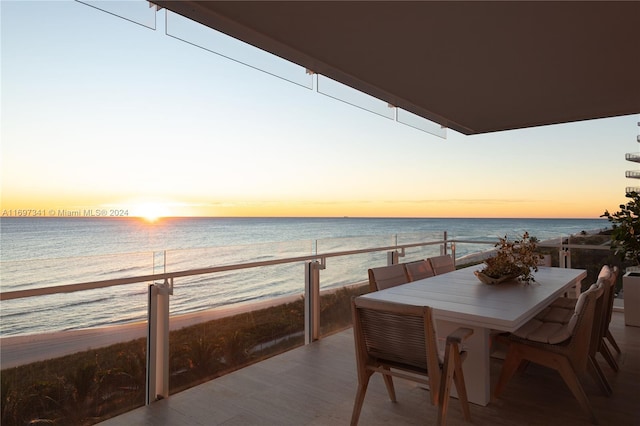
[304,261,321,344]
[451,243,456,267]
[146,278,173,404]
[559,240,571,269]
[442,231,448,255]
[558,248,565,267]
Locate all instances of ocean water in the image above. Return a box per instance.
[0,217,608,336]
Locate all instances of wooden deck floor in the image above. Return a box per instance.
[100,311,639,425]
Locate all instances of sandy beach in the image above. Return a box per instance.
[0,293,303,370]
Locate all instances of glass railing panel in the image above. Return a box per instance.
[318,251,377,337]
[0,252,154,335]
[397,107,447,139]
[315,235,394,336]
[316,234,396,289]
[1,284,149,336]
[1,248,155,425]
[530,231,575,269]
[395,231,444,263]
[75,0,157,30]
[164,241,311,395]
[564,233,620,293]
[316,234,396,254]
[1,286,149,425]
[168,268,306,396]
[165,10,313,89]
[316,74,396,120]
[453,240,498,266]
[163,240,312,272]
[163,240,311,313]
[318,280,369,338]
[456,229,580,268]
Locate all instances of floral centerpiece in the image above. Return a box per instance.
[475,232,543,285]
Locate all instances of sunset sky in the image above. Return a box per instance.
[1,1,638,220]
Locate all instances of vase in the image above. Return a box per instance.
[474,270,519,285]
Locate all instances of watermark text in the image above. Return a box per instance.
[1,208,130,217]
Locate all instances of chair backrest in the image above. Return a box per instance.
[589,267,612,356]
[601,265,619,329]
[404,259,435,281]
[351,296,441,388]
[569,280,605,370]
[368,264,409,292]
[428,255,455,275]
[596,265,619,348]
[513,278,603,371]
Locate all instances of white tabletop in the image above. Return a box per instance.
[361,265,587,333]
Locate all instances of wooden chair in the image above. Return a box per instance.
[548,266,620,373]
[494,280,604,423]
[596,266,620,372]
[585,273,614,396]
[404,259,435,281]
[367,264,409,292]
[350,296,473,426]
[428,255,455,275]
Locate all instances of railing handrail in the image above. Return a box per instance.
[0,239,446,301]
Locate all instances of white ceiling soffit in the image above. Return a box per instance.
[153,1,640,135]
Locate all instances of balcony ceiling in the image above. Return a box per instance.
[154,1,640,135]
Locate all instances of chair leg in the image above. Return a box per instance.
[350,373,372,426]
[437,342,456,426]
[556,358,599,424]
[381,367,397,402]
[494,345,523,398]
[599,340,619,372]
[516,360,531,374]
[587,355,612,396]
[606,329,621,354]
[438,341,471,425]
[451,349,471,421]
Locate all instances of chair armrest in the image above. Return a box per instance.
[446,327,474,344]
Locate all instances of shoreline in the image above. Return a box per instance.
[0,293,304,370]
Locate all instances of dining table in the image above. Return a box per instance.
[359,265,587,406]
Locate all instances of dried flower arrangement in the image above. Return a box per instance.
[475,232,543,285]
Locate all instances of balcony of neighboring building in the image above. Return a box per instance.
[625,153,640,163]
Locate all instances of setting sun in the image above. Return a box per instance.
[132,202,171,222]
